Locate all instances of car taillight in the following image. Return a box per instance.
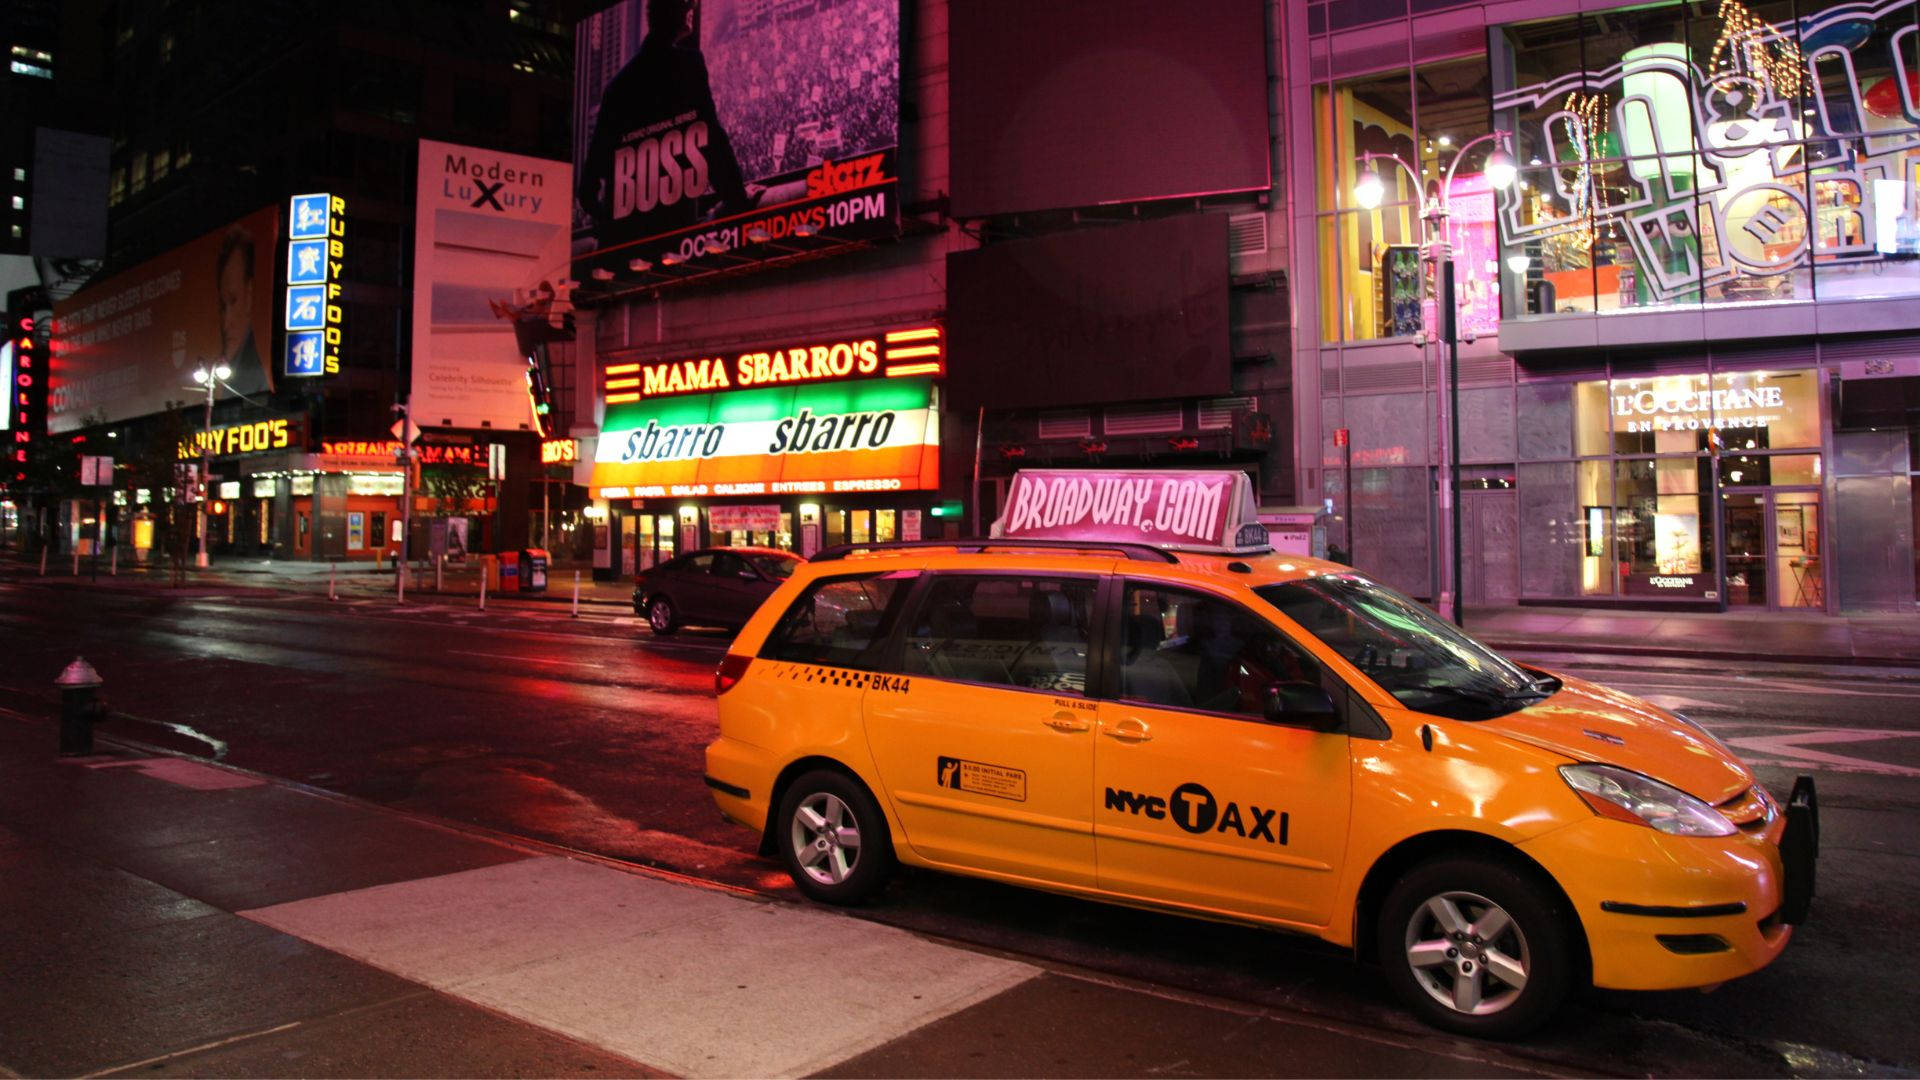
[715,654,752,695]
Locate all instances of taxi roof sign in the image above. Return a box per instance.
[992,469,1270,555]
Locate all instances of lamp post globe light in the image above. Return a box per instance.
[189,362,231,568]
[1351,132,1515,626]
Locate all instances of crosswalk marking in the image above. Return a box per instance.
[242,856,1037,1078]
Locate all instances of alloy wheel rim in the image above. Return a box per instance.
[650,599,671,630]
[1404,889,1530,1016]
[789,791,862,886]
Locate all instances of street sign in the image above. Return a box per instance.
[390,417,421,444]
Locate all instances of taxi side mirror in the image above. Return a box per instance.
[1264,681,1340,732]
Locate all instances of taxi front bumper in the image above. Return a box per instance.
[1520,777,1817,992]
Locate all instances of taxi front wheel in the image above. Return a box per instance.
[776,769,894,904]
[1378,856,1573,1039]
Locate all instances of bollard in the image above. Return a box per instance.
[479,569,487,612]
[73,549,80,576]
[110,546,117,576]
[40,547,48,575]
[572,571,580,618]
[436,554,444,593]
[328,561,337,601]
[55,656,104,756]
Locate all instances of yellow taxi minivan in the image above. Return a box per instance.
[704,470,1817,1037]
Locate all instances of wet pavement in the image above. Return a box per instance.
[3,562,1919,1076]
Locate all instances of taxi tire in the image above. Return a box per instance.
[1378,856,1572,1039]
[647,595,679,636]
[776,769,894,905]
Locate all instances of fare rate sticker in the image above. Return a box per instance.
[936,756,1028,802]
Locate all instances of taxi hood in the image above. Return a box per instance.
[1480,673,1754,804]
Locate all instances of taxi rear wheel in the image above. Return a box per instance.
[776,769,893,905]
[1378,856,1572,1039]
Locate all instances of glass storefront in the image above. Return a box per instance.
[1530,365,1823,606]
[1492,1,1920,317]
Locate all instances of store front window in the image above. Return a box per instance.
[1539,365,1823,605]
[1493,0,1920,319]
[1313,53,1502,342]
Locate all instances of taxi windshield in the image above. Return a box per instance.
[1254,574,1552,720]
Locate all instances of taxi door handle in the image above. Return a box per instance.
[1103,718,1152,743]
[1045,713,1091,733]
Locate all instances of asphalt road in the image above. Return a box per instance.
[3,577,1917,1077]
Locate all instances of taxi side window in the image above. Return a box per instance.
[901,575,1096,694]
[761,573,910,669]
[1119,584,1325,720]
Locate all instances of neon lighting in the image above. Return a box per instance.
[606,392,641,403]
[882,344,941,360]
[605,363,642,375]
[604,378,641,389]
[885,362,944,377]
[883,327,940,342]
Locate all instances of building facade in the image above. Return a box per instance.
[570,0,1293,578]
[1286,0,1920,613]
[29,1,582,563]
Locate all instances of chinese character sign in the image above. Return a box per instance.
[284,193,345,377]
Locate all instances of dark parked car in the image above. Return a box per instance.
[633,547,802,635]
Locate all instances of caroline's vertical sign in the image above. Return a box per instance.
[285,192,346,377]
[8,315,38,484]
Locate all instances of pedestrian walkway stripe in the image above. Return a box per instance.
[240,856,1037,1078]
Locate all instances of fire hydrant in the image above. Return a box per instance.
[56,656,104,756]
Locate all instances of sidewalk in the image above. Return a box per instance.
[1466,604,1920,667]
[0,711,1543,1079]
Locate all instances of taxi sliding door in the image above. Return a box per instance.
[862,573,1106,889]
[1093,582,1352,927]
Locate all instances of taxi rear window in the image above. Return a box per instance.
[762,573,911,669]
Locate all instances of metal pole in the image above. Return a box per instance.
[478,567,487,611]
[970,405,985,536]
[397,397,413,605]
[110,544,117,576]
[1442,258,1464,628]
[571,570,580,618]
[435,553,443,593]
[542,476,551,553]
[328,560,337,601]
[40,546,47,575]
[1343,437,1354,562]
[196,380,213,568]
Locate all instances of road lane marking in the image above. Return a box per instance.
[448,650,613,669]
[1720,727,1920,778]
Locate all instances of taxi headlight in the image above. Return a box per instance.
[1560,764,1737,837]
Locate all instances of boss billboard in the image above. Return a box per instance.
[572,0,900,278]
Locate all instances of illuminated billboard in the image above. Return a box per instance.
[590,376,939,497]
[411,140,571,431]
[572,0,901,278]
[50,205,279,432]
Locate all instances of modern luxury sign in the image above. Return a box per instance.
[590,376,939,498]
[411,140,571,431]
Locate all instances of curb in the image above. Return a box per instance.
[1483,638,1920,669]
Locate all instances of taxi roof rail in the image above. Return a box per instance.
[810,538,1179,563]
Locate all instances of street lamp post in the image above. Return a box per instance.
[1353,133,1516,626]
[189,362,232,569]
